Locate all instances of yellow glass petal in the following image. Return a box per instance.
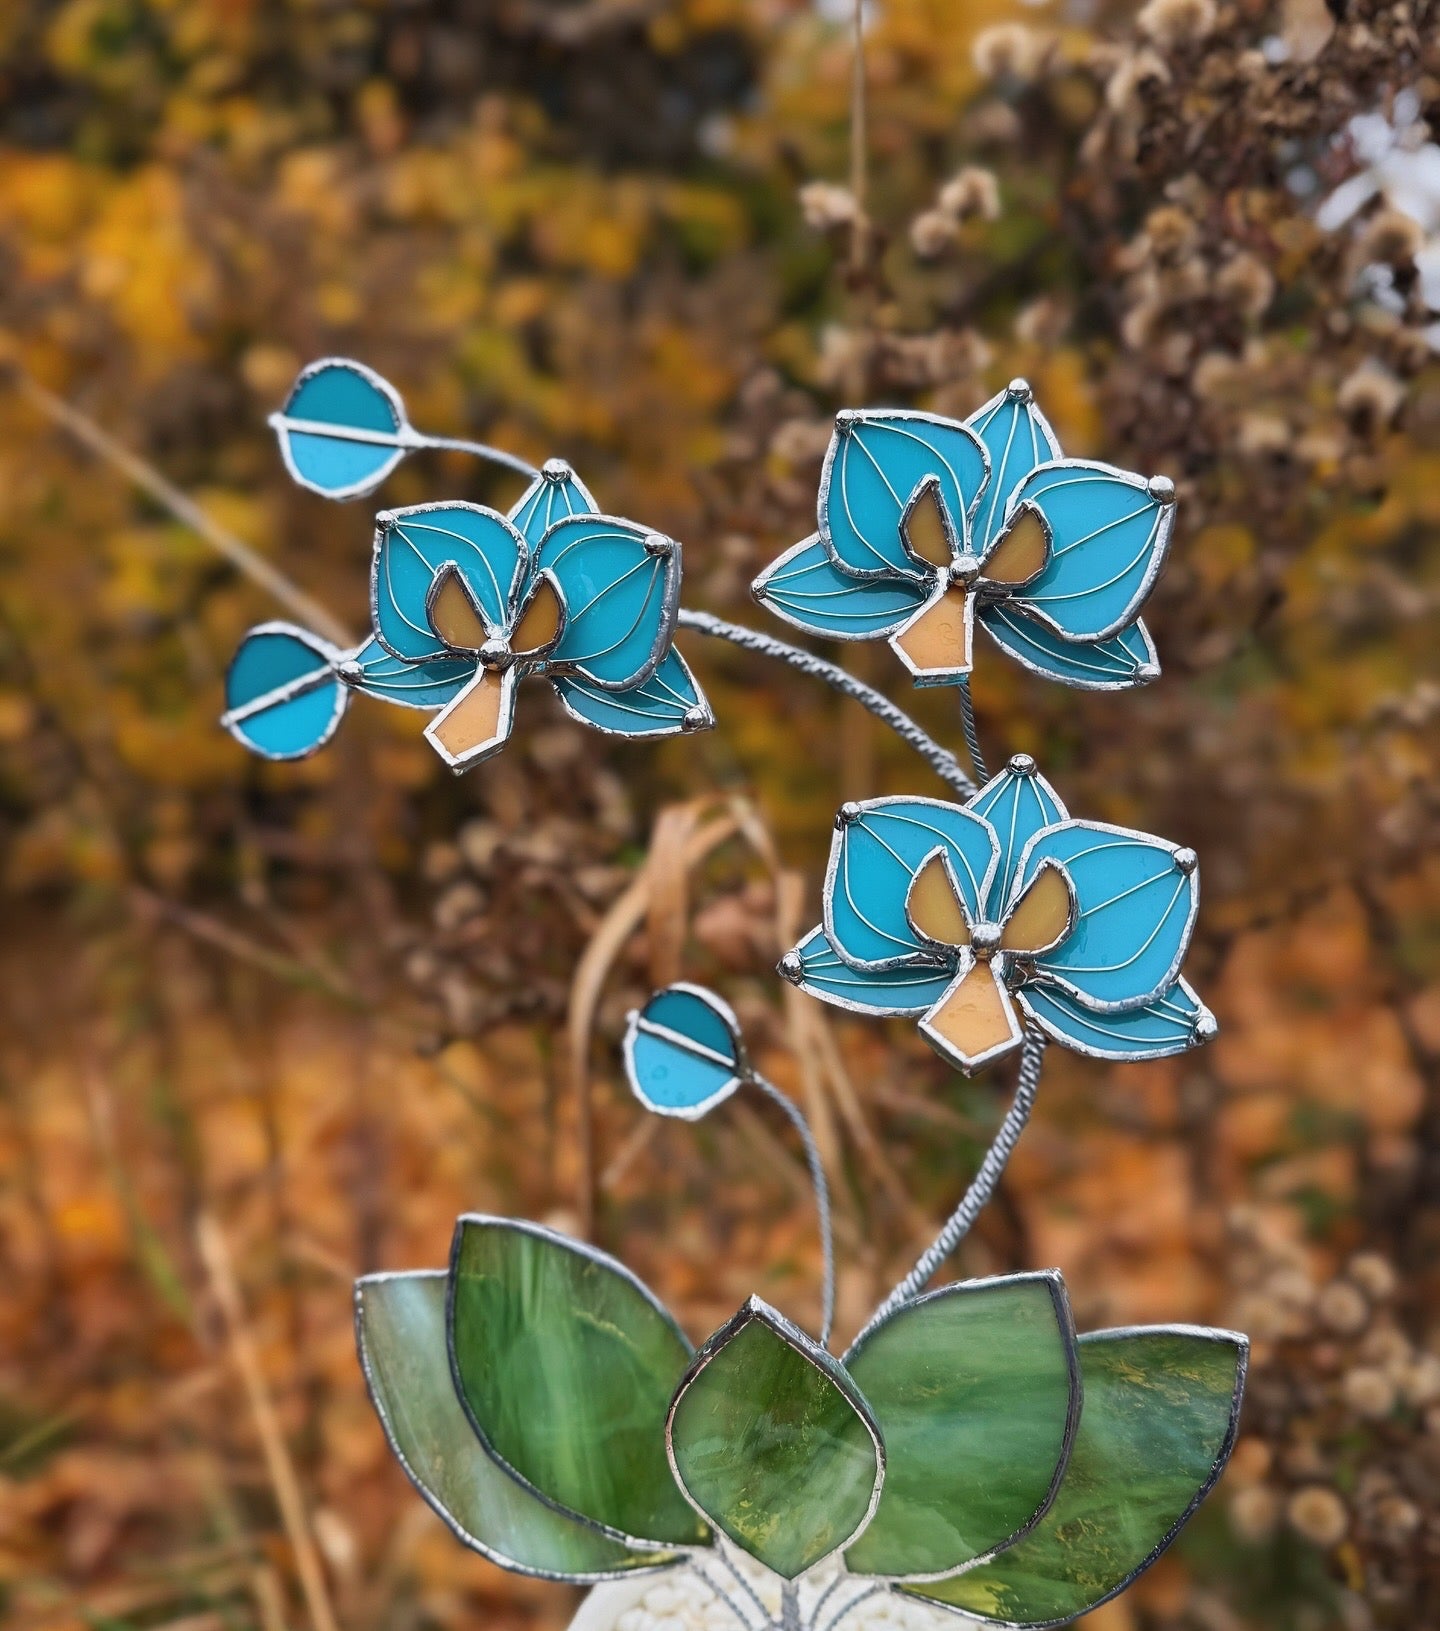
[426,668,511,766]
[891,587,972,679]
[903,483,955,568]
[921,964,1022,1074]
[906,853,972,948]
[512,574,564,657]
[429,567,488,651]
[1001,863,1075,955]
[981,507,1050,587]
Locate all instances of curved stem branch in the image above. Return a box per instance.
[852,1026,1047,1343]
[751,1073,836,1348]
[956,674,988,784]
[412,432,540,481]
[678,610,974,799]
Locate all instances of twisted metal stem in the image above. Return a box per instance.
[678,610,974,799]
[690,1562,764,1631]
[852,1026,1048,1344]
[781,1582,802,1631]
[752,1074,836,1348]
[817,1582,889,1631]
[956,674,989,784]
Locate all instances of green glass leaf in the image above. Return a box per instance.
[903,1326,1247,1627]
[843,1273,1080,1579]
[667,1297,883,1580]
[448,1217,707,1548]
[355,1272,681,1581]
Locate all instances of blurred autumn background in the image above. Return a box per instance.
[2,0,1439,1628]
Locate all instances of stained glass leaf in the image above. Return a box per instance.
[843,1273,1079,1580]
[1019,976,1214,1061]
[356,1272,680,1581]
[509,461,599,548]
[820,412,988,580]
[964,385,1063,557]
[903,1327,1247,1627]
[667,1299,882,1580]
[825,798,999,971]
[535,515,679,689]
[350,635,476,710]
[752,535,928,640]
[978,605,1161,691]
[624,984,745,1119]
[1012,822,1198,1012]
[552,648,712,739]
[222,622,348,761]
[447,1217,707,1548]
[270,358,409,499]
[1000,463,1175,643]
[784,925,954,1016]
[372,503,527,662]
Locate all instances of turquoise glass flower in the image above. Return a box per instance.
[752,381,1176,691]
[222,461,713,768]
[780,756,1215,1071]
[355,1214,1246,1626]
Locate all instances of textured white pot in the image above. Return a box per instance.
[563,1561,979,1631]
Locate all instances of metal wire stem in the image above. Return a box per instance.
[413,432,541,481]
[714,1548,771,1629]
[781,1581,801,1631]
[956,674,989,783]
[752,1073,836,1348]
[678,610,974,798]
[818,1582,890,1631]
[690,1560,765,1631]
[853,1027,1048,1343]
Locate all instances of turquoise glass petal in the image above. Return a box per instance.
[624,984,745,1119]
[535,516,678,689]
[786,925,953,1016]
[826,797,999,971]
[904,1327,1246,1628]
[350,635,476,709]
[373,503,527,661]
[552,649,711,739]
[752,536,928,640]
[964,386,1062,556]
[667,1299,883,1580]
[966,762,1070,915]
[843,1273,1079,1580]
[448,1217,707,1548]
[276,360,406,498]
[508,462,599,549]
[223,623,347,760]
[356,1271,679,1581]
[821,412,988,579]
[1001,463,1174,643]
[978,604,1160,690]
[1019,976,1213,1061]
[1012,822,1199,1013]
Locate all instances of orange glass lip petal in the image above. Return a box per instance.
[1000,859,1077,957]
[905,848,974,952]
[917,960,1025,1076]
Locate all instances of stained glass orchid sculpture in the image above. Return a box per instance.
[780,755,1215,1072]
[752,381,1174,693]
[238,354,1250,1631]
[356,1215,1246,1630]
[221,361,712,769]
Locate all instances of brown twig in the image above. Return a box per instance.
[196,1214,341,1631]
[849,0,869,274]
[7,367,355,647]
